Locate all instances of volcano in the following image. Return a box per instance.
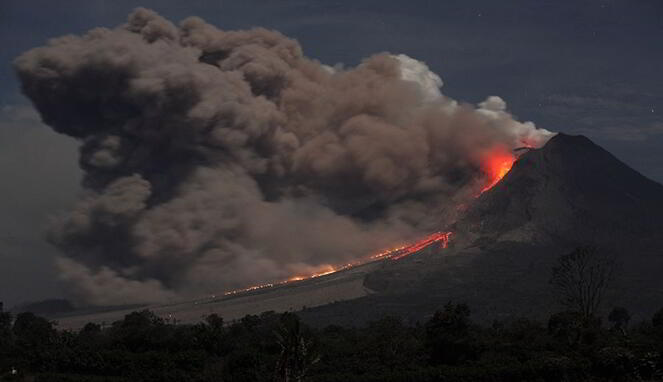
[299,133,663,325]
[459,133,663,243]
[54,133,663,328]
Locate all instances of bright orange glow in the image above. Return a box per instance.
[220,231,453,297]
[216,149,523,299]
[479,149,516,193]
[389,232,451,260]
[218,149,519,300]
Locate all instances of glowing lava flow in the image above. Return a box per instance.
[480,150,516,193]
[221,231,452,297]
[385,231,451,261]
[222,148,522,298]
[221,147,519,299]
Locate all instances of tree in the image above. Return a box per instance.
[205,313,224,331]
[548,310,584,347]
[0,311,12,344]
[652,307,663,329]
[109,310,166,352]
[273,313,319,382]
[12,312,58,372]
[13,312,56,347]
[196,313,227,355]
[0,311,14,370]
[425,303,476,365]
[550,245,615,320]
[364,316,420,373]
[608,307,630,335]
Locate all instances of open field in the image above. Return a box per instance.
[54,260,382,330]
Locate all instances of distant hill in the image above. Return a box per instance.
[11,299,75,316]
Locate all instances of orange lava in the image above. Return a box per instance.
[480,150,516,193]
[221,231,452,297]
[216,148,525,299]
[389,232,452,260]
[219,148,519,299]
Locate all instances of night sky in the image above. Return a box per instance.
[1,0,661,306]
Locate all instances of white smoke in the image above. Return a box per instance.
[395,54,444,102]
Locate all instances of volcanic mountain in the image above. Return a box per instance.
[53,133,663,328]
[299,133,663,325]
[457,133,663,244]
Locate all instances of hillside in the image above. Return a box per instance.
[300,134,663,326]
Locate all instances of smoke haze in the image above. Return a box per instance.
[15,8,553,304]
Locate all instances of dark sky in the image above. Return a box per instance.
[1,0,661,306]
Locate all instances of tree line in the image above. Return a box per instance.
[0,246,660,381]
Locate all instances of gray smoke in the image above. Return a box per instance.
[15,8,554,305]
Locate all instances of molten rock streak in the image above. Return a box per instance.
[386,232,452,261]
[224,231,452,296]
[15,9,553,304]
[480,149,517,193]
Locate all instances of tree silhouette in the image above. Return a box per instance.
[608,307,630,335]
[0,310,14,371]
[273,313,319,382]
[652,307,663,329]
[550,246,615,320]
[425,302,475,365]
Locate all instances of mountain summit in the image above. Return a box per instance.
[457,133,663,244]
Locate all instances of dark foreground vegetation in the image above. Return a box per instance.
[1,304,663,382]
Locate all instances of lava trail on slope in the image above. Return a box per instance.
[222,231,453,296]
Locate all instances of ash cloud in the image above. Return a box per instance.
[14,8,554,304]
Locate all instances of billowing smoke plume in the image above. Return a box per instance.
[15,8,554,305]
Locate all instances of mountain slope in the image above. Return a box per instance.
[456,133,663,244]
[52,134,663,327]
[300,133,663,326]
